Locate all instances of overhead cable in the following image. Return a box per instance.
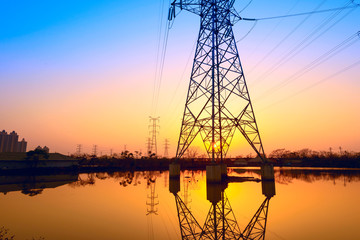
[247,0,326,75]
[241,4,359,21]
[259,58,360,113]
[258,31,360,100]
[253,2,355,87]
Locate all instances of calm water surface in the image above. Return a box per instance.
[1,167,360,240]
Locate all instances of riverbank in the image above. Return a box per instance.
[1,153,359,174]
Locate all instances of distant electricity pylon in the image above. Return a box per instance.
[92,145,98,156]
[146,137,151,156]
[76,144,82,155]
[149,117,160,155]
[169,0,265,162]
[164,139,170,158]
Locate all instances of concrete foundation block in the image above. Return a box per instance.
[169,177,180,195]
[261,179,276,198]
[221,164,227,178]
[206,164,222,183]
[169,163,180,179]
[261,164,275,181]
[207,183,222,204]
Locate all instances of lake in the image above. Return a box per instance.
[1,167,360,240]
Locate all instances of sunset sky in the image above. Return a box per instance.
[1,0,359,157]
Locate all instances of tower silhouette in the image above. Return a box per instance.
[149,117,160,155]
[164,138,170,158]
[76,144,82,155]
[92,145,97,156]
[170,0,265,162]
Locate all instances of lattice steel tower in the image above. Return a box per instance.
[170,0,265,162]
[149,117,160,155]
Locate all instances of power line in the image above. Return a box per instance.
[252,1,356,87]
[152,0,167,115]
[241,3,360,21]
[244,0,301,62]
[238,0,254,13]
[152,1,172,116]
[259,58,360,112]
[246,0,326,75]
[154,21,171,114]
[236,20,258,43]
[257,31,360,100]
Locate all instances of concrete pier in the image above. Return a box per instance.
[261,163,275,181]
[206,164,222,183]
[169,162,180,179]
[206,183,222,204]
[169,176,180,195]
[261,179,276,198]
[221,164,227,179]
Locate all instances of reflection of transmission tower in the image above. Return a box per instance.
[202,192,242,239]
[182,176,191,206]
[170,1,265,162]
[146,176,159,215]
[149,117,160,155]
[164,139,170,158]
[173,188,273,240]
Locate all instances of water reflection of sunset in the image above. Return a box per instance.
[1,168,360,239]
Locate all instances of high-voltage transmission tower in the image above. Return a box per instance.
[164,139,170,158]
[76,144,82,155]
[170,0,265,162]
[149,117,160,155]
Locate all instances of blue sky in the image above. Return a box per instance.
[1,0,359,155]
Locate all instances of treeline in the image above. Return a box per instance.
[71,151,212,170]
[268,148,360,159]
[267,148,360,168]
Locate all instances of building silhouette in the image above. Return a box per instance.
[0,130,27,153]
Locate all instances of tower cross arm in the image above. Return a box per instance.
[169,0,242,25]
[169,0,201,18]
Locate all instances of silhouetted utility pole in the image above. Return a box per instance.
[164,139,170,158]
[149,117,160,155]
[76,144,82,155]
[170,1,266,163]
[110,149,113,157]
[92,145,97,156]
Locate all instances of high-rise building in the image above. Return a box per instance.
[0,130,27,153]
